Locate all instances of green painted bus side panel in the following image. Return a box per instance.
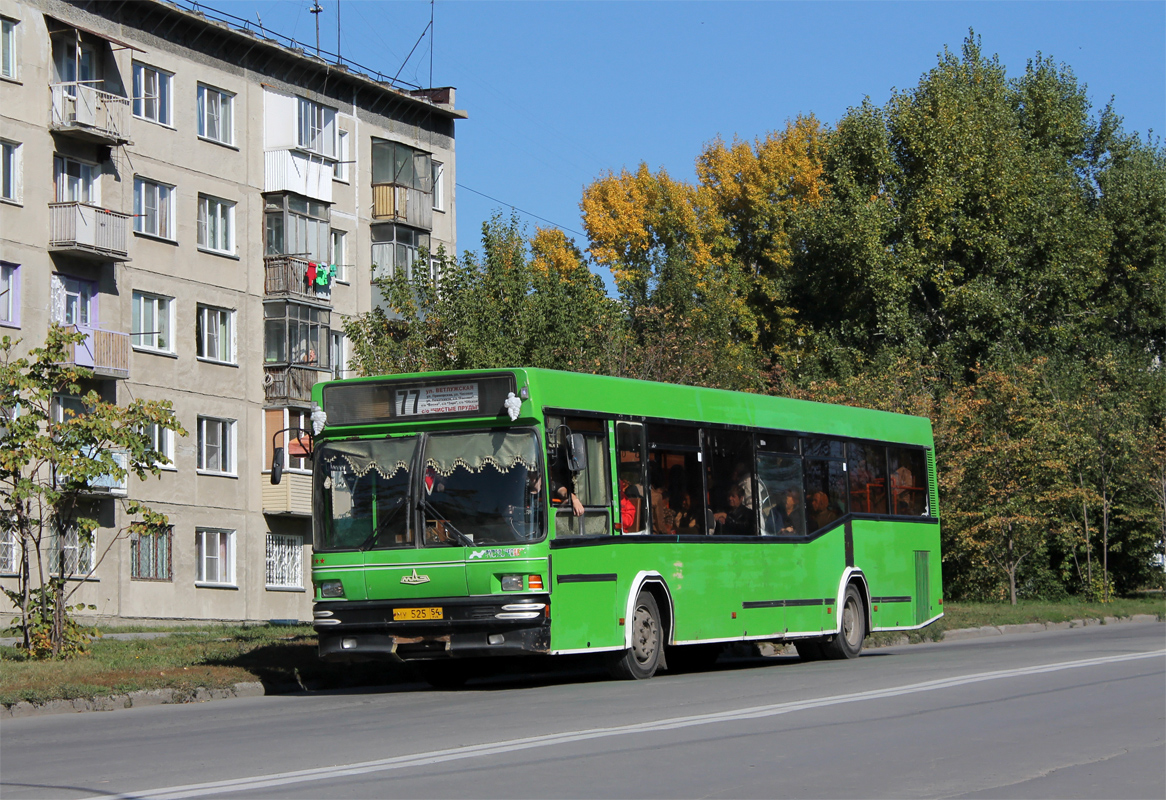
[851,519,942,629]
[363,550,468,600]
[915,550,931,625]
[549,545,636,650]
[465,554,548,595]
[310,568,368,601]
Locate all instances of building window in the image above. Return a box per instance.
[333,129,349,181]
[432,160,444,211]
[1,140,20,202]
[330,229,347,282]
[144,421,175,467]
[131,291,173,352]
[54,155,97,204]
[197,416,235,475]
[0,525,18,574]
[197,84,233,145]
[330,330,347,379]
[0,263,18,327]
[264,302,330,369]
[1,17,16,80]
[131,526,172,581]
[371,139,432,191]
[50,524,93,576]
[133,62,172,125]
[371,223,430,280]
[265,193,330,263]
[297,97,336,158]
[196,304,234,364]
[51,274,95,327]
[266,533,304,589]
[134,177,175,239]
[196,528,235,585]
[197,194,235,254]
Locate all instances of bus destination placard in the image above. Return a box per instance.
[395,383,480,417]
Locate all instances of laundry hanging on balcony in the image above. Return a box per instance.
[305,262,337,287]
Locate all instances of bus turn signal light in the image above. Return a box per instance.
[528,575,544,590]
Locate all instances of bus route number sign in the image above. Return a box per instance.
[395,383,480,417]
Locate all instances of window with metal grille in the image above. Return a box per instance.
[265,533,303,589]
[131,527,172,581]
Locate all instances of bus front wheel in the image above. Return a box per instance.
[608,591,662,680]
[823,584,866,660]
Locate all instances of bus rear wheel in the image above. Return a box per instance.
[823,584,866,660]
[608,591,662,680]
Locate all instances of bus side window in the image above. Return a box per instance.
[803,437,848,533]
[756,441,805,536]
[547,415,612,537]
[888,447,927,516]
[704,429,756,536]
[615,422,647,534]
[848,442,888,514]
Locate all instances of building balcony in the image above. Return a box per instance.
[264,365,325,405]
[372,183,433,230]
[61,325,131,379]
[264,149,333,204]
[262,471,312,517]
[264,255,332,303]
[81,448,129,497]
[50,83,131,146]
[49,203,131,261]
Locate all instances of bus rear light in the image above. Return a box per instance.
[528,575,544,590]
[501,575,523,591]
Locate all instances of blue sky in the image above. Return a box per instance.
[202,1,1165,266]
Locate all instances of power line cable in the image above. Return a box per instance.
[456,184,585,238]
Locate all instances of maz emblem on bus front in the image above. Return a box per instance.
[400,570,431,585]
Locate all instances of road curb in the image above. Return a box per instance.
[4,615,1162,719]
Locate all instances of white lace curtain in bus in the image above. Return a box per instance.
[424,432,538,477]
[320,439,414,480]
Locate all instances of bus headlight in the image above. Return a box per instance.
[501,575,523,591]
[318,579,344,598]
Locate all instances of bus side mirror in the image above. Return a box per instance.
[565,433,587,473]
[271,447,284,485]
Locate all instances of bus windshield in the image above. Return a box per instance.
[314,437,418,551]
[421,430,544,546]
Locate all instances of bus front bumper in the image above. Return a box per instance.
[313,595,550,662]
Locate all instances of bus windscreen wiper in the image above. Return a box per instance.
[358,496,407,550]
[419,497,475,547]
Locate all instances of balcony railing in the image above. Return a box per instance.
[264,149,333,204]
[264,255,332,302]
[61,326,131,380]
[264,365,324,405]
[372,182,433,230]
[49,203,131,261]
[262,471,312,517]
[50,82,131,145]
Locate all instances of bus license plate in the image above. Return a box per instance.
[393,607,443,621]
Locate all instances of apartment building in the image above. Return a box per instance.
[0,0,464,623]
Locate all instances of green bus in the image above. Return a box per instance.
[300,368,942,683]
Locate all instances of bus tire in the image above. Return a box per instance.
[823,584,866,660]
[608,591,663,680]
[794,638,825,661]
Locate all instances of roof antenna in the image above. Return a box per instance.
[429,0,434,89]
[255,11,264,36]
[310,1,324,57]
[336,0,341,63]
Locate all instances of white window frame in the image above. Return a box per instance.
[197,194,235,254]
[332,129,349,181]
[0,525,19,574]
[196,83,234,145]
[1,17,17,80]
[1,140,20,203]
[52,274,95,328]
[0,262,17,328]
[131,525,172,581]
[50,524,94,576]
[196,416,236,476]
[195,528,235,586]
[196,304,235,364]
[265,532,304,590]
[133,62,173,126]
[330,228,348,282]
[296,97,336,159]
[55,155,98,204]
[134,177,175,240]
[144,421,175,469]
[131,290,173,353]
[432,160,445,212]
[330,330,347,380]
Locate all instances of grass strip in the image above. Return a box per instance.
[3,598,1163,707]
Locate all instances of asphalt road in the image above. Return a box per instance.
[2,622,1163,800]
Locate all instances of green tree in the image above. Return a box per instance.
[0,328,184,657]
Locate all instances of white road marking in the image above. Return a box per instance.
[91,649,1165,800]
